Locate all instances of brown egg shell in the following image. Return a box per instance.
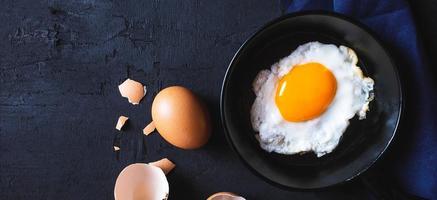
[114,164,169,200]
[207,192,246,200]
[143,121,156,136]
[149,158,175,175]
[115,116,129,131]
[118,78,146,105]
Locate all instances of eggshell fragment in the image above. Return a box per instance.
[207,192,245,200]
[143,121,156,136]
[151,86,211,149]
[118,78,146,105]
[149,158,175,175]
[114,163,169,200]
[116,116,129,131]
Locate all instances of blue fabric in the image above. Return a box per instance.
[285,0,437,199]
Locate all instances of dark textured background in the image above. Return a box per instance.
[0,0,435,199]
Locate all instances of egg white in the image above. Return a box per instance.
[251,42,374,157]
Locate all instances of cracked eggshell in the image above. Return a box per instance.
[151,86,211,149]
[118,78,146,105]
[207,192,245,200]
[149,158,175,175]
[143,121,156,136]
[114,163,169,200]
[116,116,129,131]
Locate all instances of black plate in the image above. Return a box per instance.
[220,11,402,189]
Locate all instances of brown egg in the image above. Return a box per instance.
[151,86,211,149]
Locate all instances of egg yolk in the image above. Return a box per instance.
[275,62,337,122]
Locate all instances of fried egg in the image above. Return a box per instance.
[251,42,374,157]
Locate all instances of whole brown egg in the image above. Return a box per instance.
[151,86,211,149]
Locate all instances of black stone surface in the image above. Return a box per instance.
[0,0,435,199]
[408,0,437,79]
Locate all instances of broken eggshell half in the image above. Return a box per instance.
[114,163,169,200]
[207,192,246,200]
[118,78,146,105]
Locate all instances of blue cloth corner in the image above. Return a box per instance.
[284,0,437,199]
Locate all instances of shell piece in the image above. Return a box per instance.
[113,146,120,151]
[207,192,245,200]
[151,86,211,149]
[116,116,129,131]
[118,78,145,105]
[114,163,169,200]
[143,121,156,136]
[149,158,175,175]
